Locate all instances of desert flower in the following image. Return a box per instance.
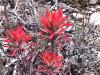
[40,8,72,40]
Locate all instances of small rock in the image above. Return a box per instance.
[89,12,100,26]
[89,0,98,4]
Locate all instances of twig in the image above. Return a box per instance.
[3,6,10,29]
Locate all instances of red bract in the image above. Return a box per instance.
[40,8,72,40]
[8,26,32,43]
[4,25,32,57]
[41,52,63,68]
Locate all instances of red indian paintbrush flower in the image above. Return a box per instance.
[40,8,72,40]
[5,25,32,44]
[3,25,32,57]
[40,52,63,68]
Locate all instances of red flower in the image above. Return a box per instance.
[3,25,32,57]
[40,8,72,40]
[40,52,63,68]
[5,25,32,44]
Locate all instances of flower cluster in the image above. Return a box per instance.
[40,52,63,68]
[6,25,32,44]
[1,8,73,75]
[40,8,72,40]
[37,8,72,73]
[3,25,32,57]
